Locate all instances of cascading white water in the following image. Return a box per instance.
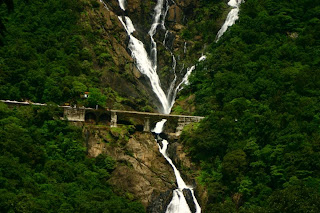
[152,120,201,213]
[198,55,207,62]
[118,0,126,11]
[117,0,202,211]
[117,0,183,114]
[117,0,174,114]
[216,0,244,41]
[149,0,165,71]
[172,55,207,103]
[153,120,202,213]
[159,139,192,213]
[118,15,170,113]
[110,0,244,212]
[163,30,169,46]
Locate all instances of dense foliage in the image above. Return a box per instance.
[2,0,320,212]
[0,0,136,108]
[0,103,145,212]
[182,0,320,212]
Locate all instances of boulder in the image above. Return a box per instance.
[183,189,196,213]
[86,129,176,207]
[167,5,183,23]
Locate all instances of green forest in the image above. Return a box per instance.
[0,0,146,212]
[181,0,320,212]
[0,103,144,212]
[0,0,150,110]
[1,0,320,212]
[0,0,93,104]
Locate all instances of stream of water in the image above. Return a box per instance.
[216,0,244,41]
[117,1,201,211]
[117,0,126,11]
[109,0,243,211]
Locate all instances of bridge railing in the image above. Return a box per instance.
[1,100,205,133]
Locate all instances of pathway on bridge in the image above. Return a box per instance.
[110,109,204,119]
[1,100,205,133]
[1,100,204,119]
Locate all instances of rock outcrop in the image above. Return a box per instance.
[82,0,207,210]
[85,126,176,208]
[147,190,173,213]
[84,124,206,210]
[167,141,208,210]
[98,0,202,108]
[79,0,154,111]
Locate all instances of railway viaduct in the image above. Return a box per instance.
[1,100,204,133]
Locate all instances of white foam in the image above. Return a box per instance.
[118,0,126,10]
[216,0,244,41]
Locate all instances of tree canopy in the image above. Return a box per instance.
[181,0,320,212]
[0,103,145,212]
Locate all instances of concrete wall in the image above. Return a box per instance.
[63,107,86,122]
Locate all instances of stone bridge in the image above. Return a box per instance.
[64,107,204,133]
[1,100,204,133]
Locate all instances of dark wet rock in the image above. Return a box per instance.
[159,132,168,140]
[86,129,176,207]
[167,4,184,23]
[147,190,173,213]
[183,188,196,213]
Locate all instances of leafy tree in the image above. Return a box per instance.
[0,103,145,212]
[87,88,107,108]
[181,0,320,211]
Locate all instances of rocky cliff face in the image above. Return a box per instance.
[98,0,202,108]
[82,0,208,210]
[85,126,176,209]
[84,124,205,211]
[80,0,154,111]
[167,141,208,210]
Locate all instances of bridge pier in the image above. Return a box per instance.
[176,117,197,135]
[111,111,117,127]
[64,107,85,122]
[1,101,205,133]
[143,117,150,132]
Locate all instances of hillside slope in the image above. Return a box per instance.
[0,0,153,111]
[181,0,320,212]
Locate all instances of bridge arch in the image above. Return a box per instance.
[85,112,97,124]
[135,124,144,132]
[98,112,110,125]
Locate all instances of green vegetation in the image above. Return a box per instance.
[182,0,227,43]
[87,88,107,108]
[181,0,320,212]
[0,0,145,110]
[0,103,145,212]
[1,0,85,103]
[2,0,320,211]
[0,1,150,211]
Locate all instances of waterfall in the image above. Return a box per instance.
[118,0,126,11]
[216,0,244,41]
[163,30,169,46]
[118,15,170,113]
[105,0,244,211]
[117,0,173,114]
[166,53,178,108]
[152,120,201,213]
[117,0,202,211]
[173,55,207,100]
[159,139,192,213]
[149,0,166,71]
